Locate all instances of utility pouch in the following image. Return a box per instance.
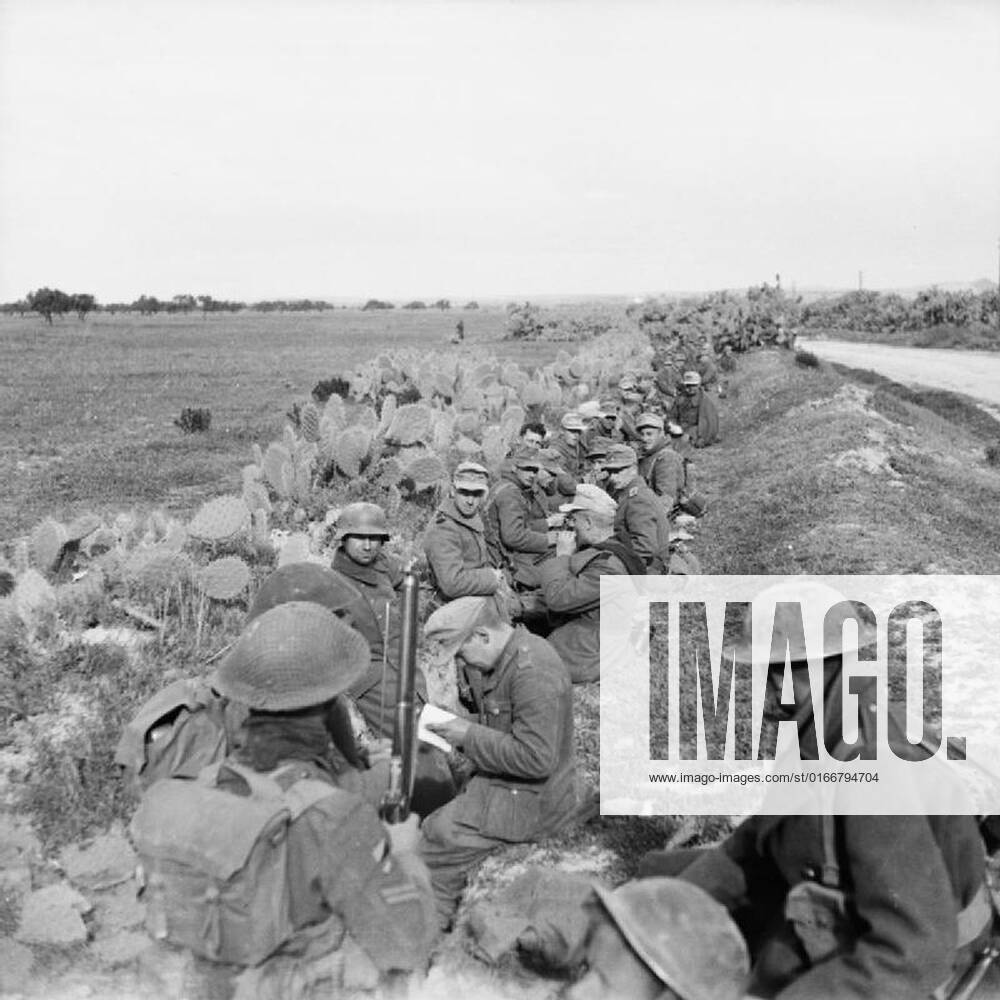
[785,879,853,964]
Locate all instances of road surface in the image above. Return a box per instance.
[802,339,1000,409]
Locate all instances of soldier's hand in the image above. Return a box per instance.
[546,514,565,528]
[428,716,472,748]
[492,568,507,587]
[385,813,421,855]
[555,530,576,557]
[363,737,393,767]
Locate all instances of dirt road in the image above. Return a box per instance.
[801,339,1000,408]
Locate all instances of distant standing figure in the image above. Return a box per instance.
[455,318,465,341]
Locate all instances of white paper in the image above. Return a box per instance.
[418,704,458,753]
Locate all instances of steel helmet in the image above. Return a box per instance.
[215,602,370,711]
[334,502,390,542]
[593,878,749,1000]
[247,562,366,624]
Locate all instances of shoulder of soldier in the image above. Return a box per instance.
[512,627,561,669]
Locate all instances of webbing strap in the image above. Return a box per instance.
[819,814,991,949]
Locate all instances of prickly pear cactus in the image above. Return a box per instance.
[262,443,294,499]
[385,403,433,446]
[431,411,455,453]
[455,412,481,439]
[521,382,545,407]
[377,395,397,437]
[187,495,251,542]
[277,532,312,567]
[299,402,321,443]
[242,464,262,492]
[66,513,102,544]
[336,426,372,478]
[482,426,508,467]
[457,388,486,413]
[407,456,448,490]
[243,481,272,515]
[125,548,193,594]
[385,484,403,522]
[198,556,251,601]
[454,435,481,456]
[499,405,526,442]
[30,518,68,573]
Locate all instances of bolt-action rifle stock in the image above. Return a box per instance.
[379,560,419,824]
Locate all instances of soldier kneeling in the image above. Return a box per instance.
[130,603,437,999]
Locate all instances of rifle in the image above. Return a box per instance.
[379,560,419,824]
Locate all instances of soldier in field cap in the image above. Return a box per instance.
[483,445,559,591]
[423,461,505,609]
[635,411,686,514]
[418,596,579,929]
[537,485,644,683]
[552,411,586,478]
[670,370,719,447]
[602,445,672,573]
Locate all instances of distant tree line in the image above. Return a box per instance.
[1,290,487,322]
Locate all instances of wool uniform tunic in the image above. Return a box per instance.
[485,473,553,588]
[423,497,499,606]
[418,627,578,929]
[610,477,672,573]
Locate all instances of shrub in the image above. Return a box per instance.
[311,376,352,403]
[174,407,212,433]
[986,443,1000,467]
[794,350,820,369]
[361,299,395,311]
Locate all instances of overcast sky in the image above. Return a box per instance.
[1,0,997,302]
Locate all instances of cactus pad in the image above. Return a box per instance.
[126,548,193,593]
[378,395,397,436]
[335,426,372,478]
[385,403,433,446]
[521,382,545,407]
[262,443,293,498]
[277,532,312,567]
[198,556,251,601]
[243,481,272,514]
[300,402,321,442]
[455,412,481,438]
[30,518,68,573]
[406,456,448,489]
[481,426,508,467]
[66,513,102,543]
[187,495,250,542]
[457,388,486,412]
[454,435,482,456]
[13,569,57,624]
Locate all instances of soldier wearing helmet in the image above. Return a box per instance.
[330,503,404,736]
[669,371,719,448]
[639,581,992,999]
[332,502,456,816]
[559,878,749,1000]
[423,462,505,608]
[137,604,437,999]
[601,445,672,573]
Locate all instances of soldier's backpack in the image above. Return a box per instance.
[130,760,350,967]
[114,677,247,794]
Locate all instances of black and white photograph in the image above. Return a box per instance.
[1,1,999,997]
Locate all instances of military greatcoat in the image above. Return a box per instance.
[611,476,672,573]
[418,627,578,928]
[423,497,498,606]
[638,439,686,510]
[485,473,552,588]
[537,546,635,683]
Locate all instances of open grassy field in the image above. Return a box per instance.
[4,317,1000,997]
[0,309,575,540]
